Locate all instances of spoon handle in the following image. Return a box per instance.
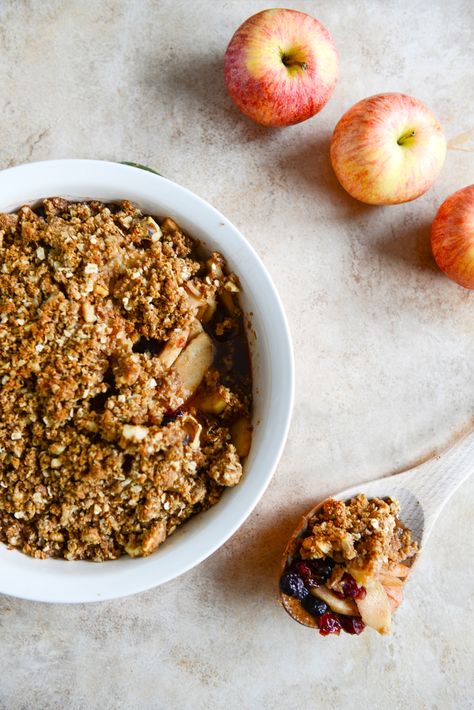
[398,428,474,539]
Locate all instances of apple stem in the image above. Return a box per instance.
[282,56,307,70]
[397,130,416,146]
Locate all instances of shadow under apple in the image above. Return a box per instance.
[143,51,286,147]
[276,134,376,221]
[373,216,441,276]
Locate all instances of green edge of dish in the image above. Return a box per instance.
[120,162,162,176]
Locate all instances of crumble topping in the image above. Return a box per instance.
[0,198,252,560]
[300,495,418,575]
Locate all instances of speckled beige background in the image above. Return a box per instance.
[0,1,473,708]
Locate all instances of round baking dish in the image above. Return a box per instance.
[0,159,294,602]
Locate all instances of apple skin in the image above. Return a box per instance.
[431,185,474,289]
[224,9,338,127]
[330,93,446,205]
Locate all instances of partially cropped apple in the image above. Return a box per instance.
[224,8,338,127]
[330,93,446,205]
[431,185,474,289]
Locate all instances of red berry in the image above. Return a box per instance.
[341,573,366,599]
[296,562,312,578]
[318,613,342,636]
[295,562,319,588]
[339,615,365,635]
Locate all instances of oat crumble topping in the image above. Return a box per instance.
[0,198,252,560]
[300,495,418,575]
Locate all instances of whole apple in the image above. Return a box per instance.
[224,8,338,127]
[431,185,474,289]
[330,93,446,205]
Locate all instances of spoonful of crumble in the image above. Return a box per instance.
[280,428,474,636]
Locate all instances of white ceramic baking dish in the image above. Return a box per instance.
[0,159,294,602]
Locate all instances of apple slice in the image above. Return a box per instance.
[230,416,252,458]
[350,572,392,635]
[388,562,411,579]
[310,586,358,616]
[194,389,227,415]
[185,282,217,322]
[185,284,206,315]
[200,293,217,323]
[377,572,404,588]
[378,571,406,611]
[158,327,189,369]
[386,596,399,613]
[382,584,404,609]
[218,286,238,315]
[188,318,204,340]
[172,331,213,399]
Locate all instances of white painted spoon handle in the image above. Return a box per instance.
[397,428,474,538]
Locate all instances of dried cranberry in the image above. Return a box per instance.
[339,615,365,635]
[294,559,335,588]
[293,562,316,588]
[318,613,342,636]
[340,573,366,600]
[279,573,308,601]
[296,562,312,579]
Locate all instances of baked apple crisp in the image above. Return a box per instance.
[280,495,418,635]
[0,198,252,560]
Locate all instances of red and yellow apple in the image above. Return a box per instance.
[330,93,446,205]
[224,8,338,127]
[431,185,474,289]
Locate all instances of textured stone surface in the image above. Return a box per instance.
[0,0,473,708]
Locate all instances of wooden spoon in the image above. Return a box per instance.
[280,428,474,629]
